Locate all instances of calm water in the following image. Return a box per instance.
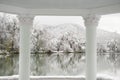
[0,52,120,77]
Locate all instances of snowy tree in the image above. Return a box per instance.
[31,25,53,53]
[107,40,118,52]
[0,12,19,53]
[31,24,85,53]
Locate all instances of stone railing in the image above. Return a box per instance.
[0,75,114,80]
[0,76,84,80]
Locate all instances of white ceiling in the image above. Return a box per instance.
[0,0,120,15]
[1,0,120,9]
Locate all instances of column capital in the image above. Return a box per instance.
[18,14,35,25]
[83,14,101,27]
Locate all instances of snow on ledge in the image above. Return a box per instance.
[0,74,114,80]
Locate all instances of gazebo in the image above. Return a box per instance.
[0,0,120,80]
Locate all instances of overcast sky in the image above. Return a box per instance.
[98,13,120,34]
[35,13,120,34]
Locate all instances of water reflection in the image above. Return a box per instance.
[31,53,85,76]
[0,52,120,77]
[97,53,120,75]
[0,55,14,76]
[0,53,85,76]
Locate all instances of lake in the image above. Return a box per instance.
[0,52,120,78]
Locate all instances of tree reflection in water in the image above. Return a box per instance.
[0,52,120,78]
[0,55,14,76]
[0,53,85,76]
[31,53,85,76]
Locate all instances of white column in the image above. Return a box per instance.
[18,15,34,80]
[83,14,100,80]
